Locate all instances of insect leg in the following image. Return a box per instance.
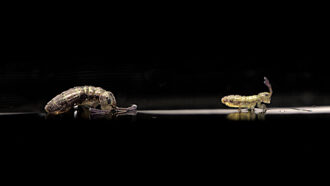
[257,102,267,112]
[248,105,256,112]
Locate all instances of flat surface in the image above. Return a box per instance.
[2,106,330,154]
[2,106,330,116]
[1,106,330,124]
[138,106,330,115]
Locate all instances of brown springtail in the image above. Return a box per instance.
[45,86,136,115]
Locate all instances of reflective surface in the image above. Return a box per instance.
[2,106,330,121]
[3,106,330,154]
[226,112,265,121]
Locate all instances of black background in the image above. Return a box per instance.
[2,13,329,156]
[1,55,328,112]
[3,54,330,154]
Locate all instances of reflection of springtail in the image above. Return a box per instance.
[226,112,265,121]
[221,77,273,112]
[45,86,137,116]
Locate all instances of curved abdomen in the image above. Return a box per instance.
[45,86,117,114]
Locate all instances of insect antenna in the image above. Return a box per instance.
[264,77,273,95]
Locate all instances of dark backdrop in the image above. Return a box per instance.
[4,54,330,152]
[0,55,328,112]
[3,8,329,154]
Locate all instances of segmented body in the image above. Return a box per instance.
[221,95,260,109]
[221,77,273,111]
[45,86,117,115]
